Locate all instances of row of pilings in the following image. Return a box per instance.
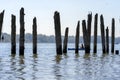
[0,7,37,56]
[54,11,116,55]
[0,7,116,56]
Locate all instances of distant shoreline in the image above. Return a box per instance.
[1,33,120,43]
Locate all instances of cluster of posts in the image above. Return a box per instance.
[0,7,117,56]
[54,11,116,55]
[0,7,37,56]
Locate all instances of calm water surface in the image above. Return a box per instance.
[0,43,120,80]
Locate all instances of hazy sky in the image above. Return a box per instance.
[0,0,120,37]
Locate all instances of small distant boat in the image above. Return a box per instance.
[68,48,85,50]
[115,42,119,44]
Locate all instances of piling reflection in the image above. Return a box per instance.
[84,53,90,60]
[11,54,16,58]
[53,55,62,80]
[101,53,108,59]
[82,53,94,80]
[75,53,80,58]
[31,54,38,80]
[33,54,38,58]
[17,55,25,80]
[53,64,62,80]
[10,55,16,71]
[55,55,62,64]
[19,55,24,64]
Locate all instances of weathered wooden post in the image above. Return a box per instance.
[0,10,5,40]
[33,17,37,54]
[100,15,106,53]
[106,27,109,53]
[93,13,98,53]
[19,7,25,55]
[63,27,69,54]
[82,20,89,53]
[11,14,16,54]
[87,13,92,52]
[75,21,80,53]
[115,50,119,55]
[111,18,115,53]
[54,11,62,55]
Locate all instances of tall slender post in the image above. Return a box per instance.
[100,15,106,53]
[33,17,37,54]
[106,27,109,53]
[87,13,92,52]
[11,15,16,54]
[0,10,5,40]
[63,27,69,54]
[54,11,62,55]
[19,8,25,55]
[93,13,98,53]
[111,18,115,53]
[82,20,89,53]
[75,21,80,53]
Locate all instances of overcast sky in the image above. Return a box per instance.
[0,0,120,37]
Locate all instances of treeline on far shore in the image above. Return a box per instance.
[1,33,120,43]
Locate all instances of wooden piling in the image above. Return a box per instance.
[87,13,92,52]
[19,8,25,55]
[100,15,106,53]
[0,10,5,40]
[33,17,37,54]
[115,50,119,55]
[11,15,16,54]
[63,27,69,54]
[106,27,109,53]
[93,14,98,53]
[54,11,62,55]
[75,21,80,53]
[82,20,89,53]
[111,18,115,53]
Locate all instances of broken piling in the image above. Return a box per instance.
[19,8,25,55]
[54,11,62,55]
[33,17,37,54]
[11,15,16,54]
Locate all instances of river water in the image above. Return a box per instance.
[0,43,120,80]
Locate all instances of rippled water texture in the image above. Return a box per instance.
[0,43,120,80]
